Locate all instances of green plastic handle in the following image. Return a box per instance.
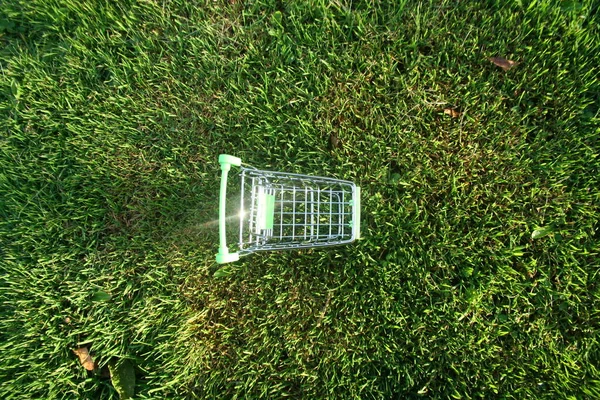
[353,186,361,240]
[216,154,242,264]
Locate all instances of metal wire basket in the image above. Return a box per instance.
[216,154,361,263]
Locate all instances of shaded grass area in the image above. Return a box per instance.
[1,0,599,398]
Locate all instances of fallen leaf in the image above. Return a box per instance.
[329,131,342,150]
[73,347,96,371]
[443,108,461,118]
[489,56,518,71]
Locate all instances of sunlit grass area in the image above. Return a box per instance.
[1,0,599,398]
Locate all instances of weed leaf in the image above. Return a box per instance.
[511,246,526,256]
[11,80,21,100]
[214,267,231,278]
[92,291,112,302]
[532,226,553,239]
[109,359,136,399]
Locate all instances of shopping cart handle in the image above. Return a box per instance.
[216,154,242,264]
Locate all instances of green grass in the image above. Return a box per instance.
[1,0,599,398]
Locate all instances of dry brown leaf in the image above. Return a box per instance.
[73,347,96,371]
[443,108,461,118]
[489,57,518,71]
[329,131,342,150]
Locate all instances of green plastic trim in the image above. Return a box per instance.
[216,250,240,264]
[256,191,275,231]
[216,154,242,264]
[353,186,361,240]
[218,154,242,167]
[265,194,275,229]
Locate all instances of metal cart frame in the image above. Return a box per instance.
[216,154,361,263]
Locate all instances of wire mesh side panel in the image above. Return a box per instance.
[239,168,356,253]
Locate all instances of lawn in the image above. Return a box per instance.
[1,0,599,398]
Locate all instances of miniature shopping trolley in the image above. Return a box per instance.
[216,154,361,263]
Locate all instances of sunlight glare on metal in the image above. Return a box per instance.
[199,213,240,229]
